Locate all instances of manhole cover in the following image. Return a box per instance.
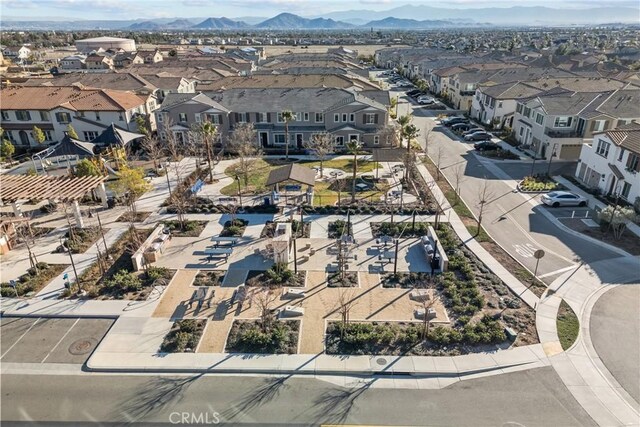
[376,357,387,366]
[69,338,97,355]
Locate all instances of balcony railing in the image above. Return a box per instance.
[544,127,582,138]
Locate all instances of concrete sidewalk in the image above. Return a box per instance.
[536,256,640,427]
[414,161,539,309]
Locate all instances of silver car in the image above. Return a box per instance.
[541,191,588,207]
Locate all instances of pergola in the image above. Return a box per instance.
[266,164,316,205]
[0,174,108,227]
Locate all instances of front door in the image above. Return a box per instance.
[19,130,29,146]
[296,134,303,148]
[260,132,268,147]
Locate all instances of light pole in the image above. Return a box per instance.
[546,143,558,177]
[165,162,172,198]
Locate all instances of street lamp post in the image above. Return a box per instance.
[546,143,558,177]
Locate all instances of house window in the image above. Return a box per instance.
[43,130,52,141]
[535,113,544,125]
[335,136,344,145]
[618,148,625,161]
[519,127,524,136]
[211,114,221,125]
[315,113,323,123]
[257,112,266,123]
[273,133,286,144]
[349,113,355,123]
[195,113,201,123]
[16,111,31,121]
[95,111,101,121]
[157,113,163,122]
[374,135,380,145]
[627,153,639,172]
[593,120,606,132]
[83,131,98,141]
[56,112,71,123]
[348,134,359,142]
[621,182,631,200]
[334,113,339,122]
[365,113,376,124]
[554,116,572,128]
[498,101,503,108]
[595,138,610,158]
[39,111,50,121]
[516,103,523,114]
[178,113,187,123]
[342,113,348,122]
[277,113,284,123]
[238,113,246,123]
[1,111,9,120]
[5,130,15,142]
[523,107,531,118]
[303,112,309,122]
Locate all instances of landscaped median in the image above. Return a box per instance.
[517,175,562,193]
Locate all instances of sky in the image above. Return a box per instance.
[1,0,638,20]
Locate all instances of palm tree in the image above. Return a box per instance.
[346,139,362,203]
[397,114,412,151]
[404,123,419,154]
[200,121,217,182]
[281,110,295,160]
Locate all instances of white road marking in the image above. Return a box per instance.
[41,318,80,363]
[537,265,579,279]
[1,318,39,359]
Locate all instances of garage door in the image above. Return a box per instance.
[559,144,583,160]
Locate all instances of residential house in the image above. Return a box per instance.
[137,49,163,64]
[512,86,640,160]
[85,54,114,71]
[0,86,155,147]
[575,122,640,203]
[156,88,389,149]
[113,52,143,68]
[471,81,544,128]
[2,45,31,61]
[59,54,87,71]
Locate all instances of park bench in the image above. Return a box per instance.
[204,248,233,261]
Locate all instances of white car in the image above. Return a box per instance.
[541,191,588,207]
[417,96,435,104]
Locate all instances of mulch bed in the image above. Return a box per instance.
[260,220,311,238]
[225,319,300,354]
[162,220,207,237]
[381,272,434,288]
[160,319,206,353]
[246,270,306,287]
[327,271,359,287]
[220,219,248,237]
[193,270,226,286]
[560,218,640,256]
[116,211,152,223]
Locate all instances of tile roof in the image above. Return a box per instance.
[599,122,640,153]
[160,92,229,112]
[196,74,379,91]
[22,72,156,92]
[0,86,146,111]
[480,81,544,99]
[593,89,640,119]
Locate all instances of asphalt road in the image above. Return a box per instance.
[590,284,640,404]
[391,92,622,283]
[1,367,596,426]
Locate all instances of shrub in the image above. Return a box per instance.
[146,266,169,282]
[103,269,142,294]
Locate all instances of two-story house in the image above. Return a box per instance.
[0,86,154,147]
[156,88,389,149]
[113,52,143,68]
[471,81,544,128]
[59,54,87,72]
[137,49,163,64]
[513,87,640,160]
[2,45,31,61]
[575,122,640,203]
[85,54,114,71]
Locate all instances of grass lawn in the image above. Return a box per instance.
[557,300,579,350]
[302,158,380,174]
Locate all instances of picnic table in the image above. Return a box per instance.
[204,247,233,261]
[380,250,395,262]
[210,236,239,248]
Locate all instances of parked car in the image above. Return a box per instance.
[464,131,493,141]
[462,127,485,136]
[407,89,422,96]
[474,141,498,151]
[442,117,469,127]
[417,96,435,105]
[541,191,588,207]
[451,123,478,133]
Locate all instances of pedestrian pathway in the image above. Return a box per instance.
[414,161,539,309]
[536,256,640,427]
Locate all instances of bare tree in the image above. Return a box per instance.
[336,288,358,339]
[140,135,164,171]
[434,145,444,180]
[452,163,466,205]
[475,180,495,236]
[303,132,335,178]
[254,288,279,332]
[227,123,261,186]
[419,293,436,340]
[423,128,432,157]
[169,188,191,230]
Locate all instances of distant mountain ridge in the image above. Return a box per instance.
[2,4,639,30]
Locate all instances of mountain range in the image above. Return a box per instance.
[2,5,639,30]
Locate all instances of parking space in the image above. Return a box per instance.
[540,205,597,221]
[0,316,113,364]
